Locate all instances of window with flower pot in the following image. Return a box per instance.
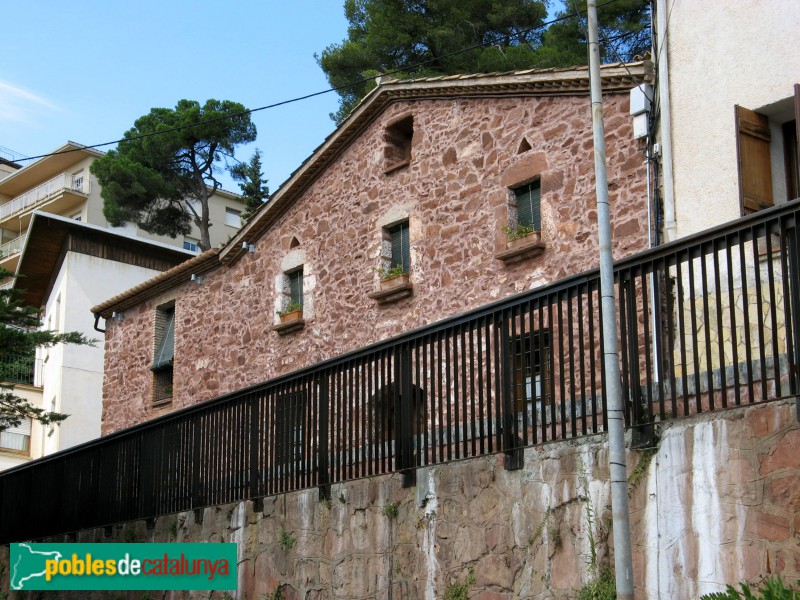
[511,179,541,233]
[283,267,303,311]
[387,221,410,274]
[496,178,545,264]
[274,267,305,334]
[384,115,414,173]
[151,303,175,404]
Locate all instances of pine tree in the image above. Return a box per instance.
[0,268,94,432]
[230,149,270,223]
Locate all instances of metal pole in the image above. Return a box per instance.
[586,1,634,597]
[656,0,677,242]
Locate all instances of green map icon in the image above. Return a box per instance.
[10,543,63,590]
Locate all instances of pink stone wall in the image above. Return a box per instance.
[9,400,797,599]
[101,92,648,434]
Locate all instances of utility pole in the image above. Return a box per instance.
[585,0,635,597]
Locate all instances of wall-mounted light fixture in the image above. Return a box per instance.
[242,241,256,253]
[190,273,204,285]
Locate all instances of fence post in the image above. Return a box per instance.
[500,311,522,470]
[249,392,262,511]
[786,221,800,417]
[398,345,416,487]
[317,371,331,500]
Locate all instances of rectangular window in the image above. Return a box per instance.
[0,418,31,453]
[385,115,414,173]
[183,238,199,253]
[388,221,410,273]
[512,330,551,414]
[274,391,306,469]
[225,207,241,227]
[72,171,84,192]
[288,268,303,307]
[151,305,175,403]
[514,180,541,231]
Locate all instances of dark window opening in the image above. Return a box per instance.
[513,180,542,231]
[385,116,413,172]
[283,268,303,310]
[388,221,410,274]
[151,305,175,403]
[783,120,799,200]
[511,330,551,414]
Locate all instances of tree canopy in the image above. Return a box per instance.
[318,0,650,124]
[230,149,270,223]
[90,99,257,251]
[0,268,94,432]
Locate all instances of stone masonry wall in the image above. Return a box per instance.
[6,400,797,599]
[101,92,648,434]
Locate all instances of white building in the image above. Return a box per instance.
[655,0,800,240]
[0,142,247,470]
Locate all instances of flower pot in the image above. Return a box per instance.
[279,309,303,323]
[506,230,541,251]
[380,272,411,291]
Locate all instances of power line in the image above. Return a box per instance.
[15,0,630,164]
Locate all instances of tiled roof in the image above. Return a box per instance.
[91,248,219,318]
[95,61,652,316]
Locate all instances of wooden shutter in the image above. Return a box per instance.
[390,222,410,272]
[736,105,774,213]
[152,309,175,369]
[786,84,800,201]
[515,181,542,230]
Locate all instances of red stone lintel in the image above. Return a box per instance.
[272,317,306,335]
[368,274,414,304]
[495,232,546,265]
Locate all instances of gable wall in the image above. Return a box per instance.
[102,92,647,434]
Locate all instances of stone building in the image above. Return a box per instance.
[94,61,651,433]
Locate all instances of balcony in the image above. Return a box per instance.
[0,234,25,273]
[1,353,42,388]
[1,201,800,543]
[0,173,90,226]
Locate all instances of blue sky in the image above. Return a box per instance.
[0,1,350,193]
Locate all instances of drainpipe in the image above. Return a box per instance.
[587,1,634,598]
[657,0,677,242]
[93,313,106,334]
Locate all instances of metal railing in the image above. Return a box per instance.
[2,354,42,387]
[0,173,89,221]
[0,235,25,260]
[2,201,799,543]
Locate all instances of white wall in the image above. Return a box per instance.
[0,386,43,472]
[667,0,800,238]
[41,252,165,452]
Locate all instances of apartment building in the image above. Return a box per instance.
[0,142,247,470]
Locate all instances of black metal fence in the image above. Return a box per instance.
[2,201,799,544]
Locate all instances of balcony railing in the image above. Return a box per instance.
[1,201,800,543]
[2,354,42,387]
[0,173,89,221]
[0,234,25,260]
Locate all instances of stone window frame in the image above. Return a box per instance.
[384,114,414,174]
[151,300,176,406]
[494,161,548,264]
[273,247,313,334]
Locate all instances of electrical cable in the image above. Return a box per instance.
[13,0,632,164]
